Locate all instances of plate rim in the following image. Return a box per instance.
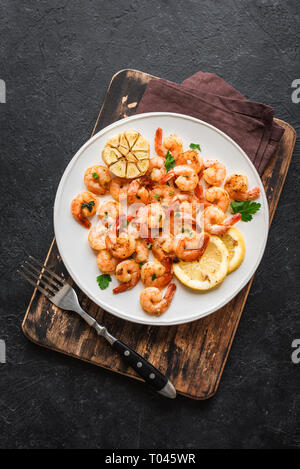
[54,111,269,326]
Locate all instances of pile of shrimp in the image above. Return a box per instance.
[71,128,260,316]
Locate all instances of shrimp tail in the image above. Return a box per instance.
[113,279,138,294]
[113,284,129,294]
[201,232,210,253]
[247,187,260,200]
[194,184,212,208]
[155,128,165,157]
[164,283,177,302]
[160,171,174,184]
[226,213,242,226]
[71,199,91,229]
[162,256,173,273]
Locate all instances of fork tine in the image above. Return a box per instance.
[21,264,57,294]
[17,270,52,299]
[29,256,65,284]
[24,261,61,289]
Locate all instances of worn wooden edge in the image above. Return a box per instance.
[91,69,136,136]
[21,70,297,400]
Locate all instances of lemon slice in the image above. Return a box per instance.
[218,227,245,273]
[173,235,229,290]
[102,129,150,179]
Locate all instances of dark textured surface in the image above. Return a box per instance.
[0,0,299,449]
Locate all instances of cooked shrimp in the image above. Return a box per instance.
[113,260,140,294]
[71,191,99,229]
[224,174,260,201]
[109,178,128,201]
[203,160,226,186]
[174,232,209,262]
[152,234,176,263]
[140,258,173,288]
[98,200,121,227]
[194,184,212,208]
[140,284,177,316]
[105,232,136,259]
[147,156,166,182]
[155,128,183,158]
[96,249,118,273]
[202,206,241,235]
[205,187,230,212]
[147,203,165,229]
[127,178,150,205]
[163,134,183,158]
[166,202,199,237]
[84,165,111,195]
[161,165,199,191]
[176,150,203,174]
[149,183,176,204]
[178,200,199,220]
[135,203,165,231]
[170,192,202,220]
[88,223,109,250]
[132,239,149,263]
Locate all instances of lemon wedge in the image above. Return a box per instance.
[173,235,229,290]
[218,227,245,273]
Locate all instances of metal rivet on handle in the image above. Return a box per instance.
[124,350,130,356]
[149,373,155,379]
[137,362,142,368]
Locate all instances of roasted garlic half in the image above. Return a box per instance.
[102,129,150,179]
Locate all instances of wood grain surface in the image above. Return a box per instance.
[22,69,296,400]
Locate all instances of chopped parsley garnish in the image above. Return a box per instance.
[230,201,261,222]
[96,274,112,290]
[189,143,201,151]
[92,172,99,179]
[139,262,143,269]
[81,201,95,212]
[164,151,176,171]
[154,194,160,199]
[166,182,170,186]
[175,212,181,217]
[151,273,157,281]
[159,215,162,222]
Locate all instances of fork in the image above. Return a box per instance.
[18,256,176,399]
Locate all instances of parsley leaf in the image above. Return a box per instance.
[96,274,112,290]
[81,201,95,212]
[152,273,157,281]
[164,151,176,171]
[189,143,201,151]
[230,201,261,222]
[154,194,160,199]
[92,172,99,180]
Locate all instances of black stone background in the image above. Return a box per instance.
[0,0,299,449]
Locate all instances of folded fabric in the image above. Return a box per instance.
[136,71,284,175]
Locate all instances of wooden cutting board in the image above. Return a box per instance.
[22,69,296,399]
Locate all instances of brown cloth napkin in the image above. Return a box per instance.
[136,72,284,175]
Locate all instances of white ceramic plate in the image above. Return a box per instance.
[54,112,269,326]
